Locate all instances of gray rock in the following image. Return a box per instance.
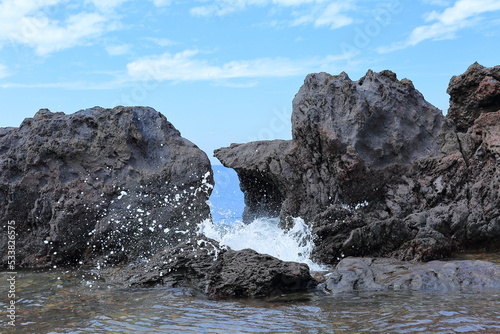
[0,106,213,268]
[320,257,500,294]
[215,65,500,264]
[447,62,500,132]
[292,70,457,168]
[105,236,317,298]
[215,70,459,225]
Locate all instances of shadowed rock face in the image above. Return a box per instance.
[215,65,500,264]
[0,106,213,268]
[105,236,317,298]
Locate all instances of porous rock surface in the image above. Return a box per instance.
[320,257,500,294]
[447,62,500,132]
[105,236,317,298]
[215,64,500,265]
[0,106,213,268]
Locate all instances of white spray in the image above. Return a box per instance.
[197,217,326,271]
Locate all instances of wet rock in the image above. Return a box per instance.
[215,64,500,264]
[447,62,500,132]
[0,106,213,268]
[105,236,317,298]
[319,257,500,293]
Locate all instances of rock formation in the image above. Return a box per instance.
[215,64,500,264]
[447,62,500,132]
[0,106,213,268]
[105,236,317,298]
[319,257,500,294]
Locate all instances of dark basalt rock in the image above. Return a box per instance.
[0,106,213,268]
[447,62,500,132]
[319,257,500,293]
[215,64,500,264]
[105,236,317,298]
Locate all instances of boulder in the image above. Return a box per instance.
[319,257,500,294]
[292,70,457,168]
[105,236,317,298]
[447,62,500,132]
[215,64,500,264]
[0,106,213,268]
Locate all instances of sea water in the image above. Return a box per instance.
[1,165,500,333]
[205,165,325,270]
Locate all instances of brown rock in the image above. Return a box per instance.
[447,62,500,131]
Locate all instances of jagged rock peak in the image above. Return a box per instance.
[291,69,457,169]
[447,62,500,132]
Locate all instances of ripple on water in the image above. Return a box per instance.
[2,258,500,334]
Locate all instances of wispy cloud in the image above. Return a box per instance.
[378,0,500,53]
[0,64,9,79]
[85,0,130,12]
[190,0,357,29]
[291,1,356,29]
[105,44,131,56]
[1,50,353,89]
[126,49,353,82]
[0,0,121,56]
[421,0,451,6]
[144,37,177,47]
[151,0,172,6]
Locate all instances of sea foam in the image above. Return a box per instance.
[197,217,326,271]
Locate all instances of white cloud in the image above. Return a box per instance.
[0,0,120,56]
[422,0,451,6]
[292,2,355,29]
[144,37,176,47]
[126,49,353,82]
[86,0,129,12]
[106,44,131,56]
[151,0,172,6]
[378,0,500,53]
[190,0,356,29]
[0,64,9,79]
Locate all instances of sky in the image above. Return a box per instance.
[0,0,499,164]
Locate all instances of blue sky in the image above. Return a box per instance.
[1,0,499,164]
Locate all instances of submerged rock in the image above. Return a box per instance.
[105,236,317,298]
[320,257,500,294]
[0,106,213,268]
[215,64,500,264]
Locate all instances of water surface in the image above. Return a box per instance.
[2,260,500,334]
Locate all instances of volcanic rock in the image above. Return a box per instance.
[447,62,500,131]
[106,236,317,298]
[215,64,500,264]
[0,106,213,268]
[320,257,500,293]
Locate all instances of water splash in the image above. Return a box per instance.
[197,217,326,271]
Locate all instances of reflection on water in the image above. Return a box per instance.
[2,259,500,334]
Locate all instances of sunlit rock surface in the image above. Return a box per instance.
[0,106,213,268]
[215,64,500,264]
[320,257,500,293]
